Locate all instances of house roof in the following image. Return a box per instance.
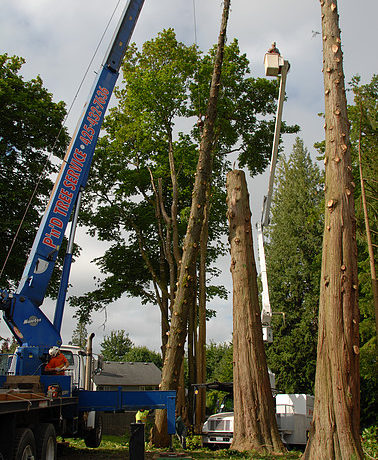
[94,361,161,386]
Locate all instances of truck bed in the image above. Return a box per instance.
[0,390,78,415]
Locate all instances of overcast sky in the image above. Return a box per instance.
[1,0,377,353]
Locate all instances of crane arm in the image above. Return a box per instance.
[1,0,145,349]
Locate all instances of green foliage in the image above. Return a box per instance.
[347,75,377,428]
[71,29,298,326]
[0,53,69,289]
[185,434,202,450]
[123,346,163,369]
[100,330,133,361]
[204,341,233,414]
[265,138,323,394]
[361,426,378,458]
[205,341,233,382]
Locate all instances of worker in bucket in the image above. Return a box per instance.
[45,346,69,375]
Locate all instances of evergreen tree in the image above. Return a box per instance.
[265,138,323,394]
[70,321,88,349]
[100,330,133,361]
[348,75,377,428]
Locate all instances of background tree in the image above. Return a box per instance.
[265,138,323,394]
[304,1,363,457]
[0,54,69,289]
[123,346,163,369]
[69,320,89,349]
[100,330,133,361]
[348,74,377,428]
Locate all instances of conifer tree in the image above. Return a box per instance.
[265,138,323,394]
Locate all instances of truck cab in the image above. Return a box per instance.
[202,393,314,450]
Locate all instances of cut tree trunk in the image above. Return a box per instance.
[303,1,363,458]
[227,170,285,453]
[152,0,231,447]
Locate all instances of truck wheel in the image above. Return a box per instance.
[35,423,57,460]
[84,413,103,448]
[13,428,36,460]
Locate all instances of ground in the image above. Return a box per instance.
[57,437,303,460]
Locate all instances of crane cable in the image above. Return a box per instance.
[0,0,122,282]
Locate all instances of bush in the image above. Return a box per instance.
[361,425,378,458]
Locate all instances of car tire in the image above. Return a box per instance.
[13,428,36,460]
[84,413,103,448]
[35,423,57,460]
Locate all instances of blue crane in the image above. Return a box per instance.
[0,0,145,373]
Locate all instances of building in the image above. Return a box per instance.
[94,361,161,391]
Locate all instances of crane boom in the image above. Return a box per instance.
[258,56,289,343]
[1,0,144,352]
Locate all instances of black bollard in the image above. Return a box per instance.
[129,423,145,460]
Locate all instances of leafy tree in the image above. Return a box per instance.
[71,29,297,338]
[123,346,163,369]
[265,138,323,394]
[100,330,133,361]
[0,54,68,289]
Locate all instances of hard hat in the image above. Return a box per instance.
[49,346,59,357]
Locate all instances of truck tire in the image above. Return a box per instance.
[84,413,103,448]
[35,423,57,460]
[13,427,36,460]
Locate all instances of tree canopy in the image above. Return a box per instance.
[70,29,298,326]
[100,329,133,361]
[0,54,69,289]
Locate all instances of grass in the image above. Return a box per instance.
[58,428,378,459]
[58,435,302,459]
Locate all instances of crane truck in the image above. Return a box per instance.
[199,49,314,450]
[0,1,176,458]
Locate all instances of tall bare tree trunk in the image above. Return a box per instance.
[187,266,197,425]
[152,0,231,447]
[357,108,378,340]
[227,170,285,453]
[195,205,209,432]
[303,1,363,458]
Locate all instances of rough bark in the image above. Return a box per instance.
[227,170,285,453]
[152,0,231,447]
[303,1,363,458]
